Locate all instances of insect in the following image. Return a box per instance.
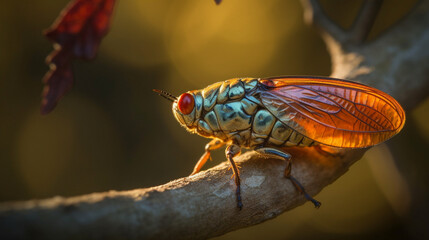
[154,76,405,209]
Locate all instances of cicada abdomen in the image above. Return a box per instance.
[154,76,405,209]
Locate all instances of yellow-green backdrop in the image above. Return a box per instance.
[0,0,427,239]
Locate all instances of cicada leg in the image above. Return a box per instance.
[190,139,224,175]
[314,145,345,158]
[225,144,243,210]
[256,147,321,208]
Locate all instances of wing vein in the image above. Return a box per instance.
[298,85,397,130]
[291,85,379,131]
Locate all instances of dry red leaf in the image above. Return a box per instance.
[41,0,116,114]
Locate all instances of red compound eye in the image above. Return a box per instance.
[177,93,194,115]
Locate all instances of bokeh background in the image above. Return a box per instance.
[1,0,428,239]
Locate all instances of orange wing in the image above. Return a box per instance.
[257,76,405,148]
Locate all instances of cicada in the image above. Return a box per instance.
[154,76,405,209]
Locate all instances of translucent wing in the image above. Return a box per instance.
[257,76,405,148]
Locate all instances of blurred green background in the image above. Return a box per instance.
[1,0,428,239]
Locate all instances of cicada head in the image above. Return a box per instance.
[153,89,197,130]
[172,92,197,128]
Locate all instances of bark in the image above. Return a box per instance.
[0,148,363,240]
[1,0,429,239]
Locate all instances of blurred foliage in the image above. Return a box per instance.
[0,0,427,239]
[41,0,116,114]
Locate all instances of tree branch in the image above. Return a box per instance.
[300,0,347,42]
[301,0,384,45]
[1,1,429,239]
[349,0,383,44]
[328,0,429,108]
[0,148,364,240]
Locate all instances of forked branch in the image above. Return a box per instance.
[301,0,384,45]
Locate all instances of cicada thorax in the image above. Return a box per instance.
[190,78,257,141]
[191,78,316,149]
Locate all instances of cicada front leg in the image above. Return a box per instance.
[190,139,224,175]
[256,147,321,208]
[225,144,243,210]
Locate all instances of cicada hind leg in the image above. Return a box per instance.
[256,147,321,208]
[314,145,346,158]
